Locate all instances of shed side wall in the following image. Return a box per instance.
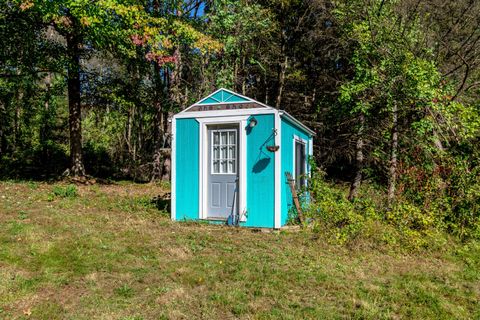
[281,118,312,226]
[175,118,200,220]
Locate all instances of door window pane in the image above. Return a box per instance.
[211,129,237,174]
[228,146,235,158]
[221,146,227,158]
[221,160,227,173]
[229,131,235,144]
[228,160,235,173]
[221,132,227,145]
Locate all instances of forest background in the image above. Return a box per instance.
[1,0,479,245]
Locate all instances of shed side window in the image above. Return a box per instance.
[295,140,306,188]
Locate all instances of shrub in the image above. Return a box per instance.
[304,167,451,250]
[386,202,436,231]
[306,169,366,244]
[52,184,78,198]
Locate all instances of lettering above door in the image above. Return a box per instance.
[186,102,263,112]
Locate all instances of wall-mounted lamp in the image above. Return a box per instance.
[249,117,258,128]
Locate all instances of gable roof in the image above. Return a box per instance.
[178,88,315,136]
[181,88,274,113]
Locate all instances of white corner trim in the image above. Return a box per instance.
[274,111,282,229]
[171,117,177,221]
[197,115,249,221]
[308,137,314,177]
[198,121,206,219]
[175,108,275,119]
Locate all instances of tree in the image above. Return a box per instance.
[15,0,220,177]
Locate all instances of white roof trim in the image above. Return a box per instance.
[279,111,316,136]
[174,108,276,119]
[180,88,275,113]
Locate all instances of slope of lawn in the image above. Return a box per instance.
[0,181,479,319]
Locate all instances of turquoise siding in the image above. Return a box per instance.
[280,118,312,226]
[175,118,199,220]
[244,114,276,227]
[174,111,312,228]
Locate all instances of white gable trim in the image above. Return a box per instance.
[180,88,275,113]
[279,111,316,136]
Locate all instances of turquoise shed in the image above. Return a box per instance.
[171,88,315,228]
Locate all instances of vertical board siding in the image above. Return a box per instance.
[175,118,200,220]
[244,114,276,228]
[281,118,311,226]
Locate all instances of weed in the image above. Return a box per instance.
[115,284,134,298]
[18,211,28,220]
[52,184,78,198]
[27,181,39,190]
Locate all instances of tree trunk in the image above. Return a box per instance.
[154,42,181,181]
[388,102,398,205]
[41,73,52,158]
[66,27,85,177]
[151,107,165,181]
[161,110,171,181]
[13,73,23,151]
[241,55,246,95]
[275,54,288,109]
[348,113,365,201]
[0,101,5,156]
[151,62,169,182]
[276,32,288,109]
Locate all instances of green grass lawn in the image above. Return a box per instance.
[0,181,479,319]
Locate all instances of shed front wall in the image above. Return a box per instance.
[281,118,313,226]
[174,118,200,220]
[244,114,276,228]
[174,114,276,228]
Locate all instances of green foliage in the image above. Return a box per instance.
[115,284,134,298]
[306,169,365,244]
[305,168,457,250]
[52,184,78,198]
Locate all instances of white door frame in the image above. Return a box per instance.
[197,116,248,221]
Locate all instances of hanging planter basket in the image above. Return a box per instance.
[266,145,280,152]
